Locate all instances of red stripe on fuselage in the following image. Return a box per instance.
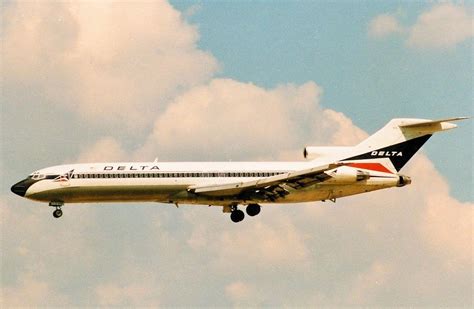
[346,163,393,174]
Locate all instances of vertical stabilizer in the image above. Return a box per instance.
[343,117,467,171]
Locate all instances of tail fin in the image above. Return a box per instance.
[343,117,468,172]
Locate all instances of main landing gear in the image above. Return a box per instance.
[49,201,64,218]
[230,207,245,223]
[229,204,261,223]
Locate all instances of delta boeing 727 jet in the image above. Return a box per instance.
[11,117,468,222]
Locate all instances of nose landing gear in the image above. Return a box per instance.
[53,208,63,218]
[49,201,64,218]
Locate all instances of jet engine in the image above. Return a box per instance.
[325,166,370,183]
[303,146,352,159]
[397,175,412,187]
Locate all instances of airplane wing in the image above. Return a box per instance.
[187,163,341,201]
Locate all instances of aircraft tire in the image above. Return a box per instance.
[246,203,261,216]
[53,209,63,218]
[230,209,245,223]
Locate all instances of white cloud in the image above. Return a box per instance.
[134,79,366,161]
[75,137,128,163]
[369,3,473,49]
[215,218,310,270]
[225,281,263,306]
[95,282,160,306]
[419,186,473,266]
[320,109,368,145]
[347,261,393,305]
[1,274,69,306]
[368,14,404,38]
[2,1,219,130]
[408,3,474,49]
[225,281,252,301]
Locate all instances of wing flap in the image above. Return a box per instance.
[188,163,340,198]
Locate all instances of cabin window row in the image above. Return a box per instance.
[71,172,285,179]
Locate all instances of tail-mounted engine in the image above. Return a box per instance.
[324,166,370,183]
[303,146,352,160]
[397,175,412,187]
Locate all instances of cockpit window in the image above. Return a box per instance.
[30,173,46,180]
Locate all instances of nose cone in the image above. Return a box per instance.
[11,179,29,197]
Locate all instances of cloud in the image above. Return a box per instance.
[75,137,128,163]
[225,281,251,300]
[419,185,472,266]
[225,281,264,306]
[1,274,69,306]
[2,1,219,131]
[95,281,160,306]
[347,261,393,305]
[213,219,310,271]
[368,14,403,38]
[369,3,473,49]
[407,3,474,49]
[134,79,366,161]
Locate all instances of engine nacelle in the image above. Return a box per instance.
[397,175,412,187]
[325,166,370,183]
[303,146,352,159]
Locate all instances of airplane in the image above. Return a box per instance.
[11,117,468,223]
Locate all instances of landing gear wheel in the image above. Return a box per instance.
[53,208,63,218]
[230,209,245,223]
[246,203,261,216]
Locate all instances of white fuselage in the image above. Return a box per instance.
[21,161,400,207]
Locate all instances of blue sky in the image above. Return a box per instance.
[1,1,472,306]
[173,0,472,201]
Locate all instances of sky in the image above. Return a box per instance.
[1,0,472,306]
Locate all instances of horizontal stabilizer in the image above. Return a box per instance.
[399,117,469,130]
